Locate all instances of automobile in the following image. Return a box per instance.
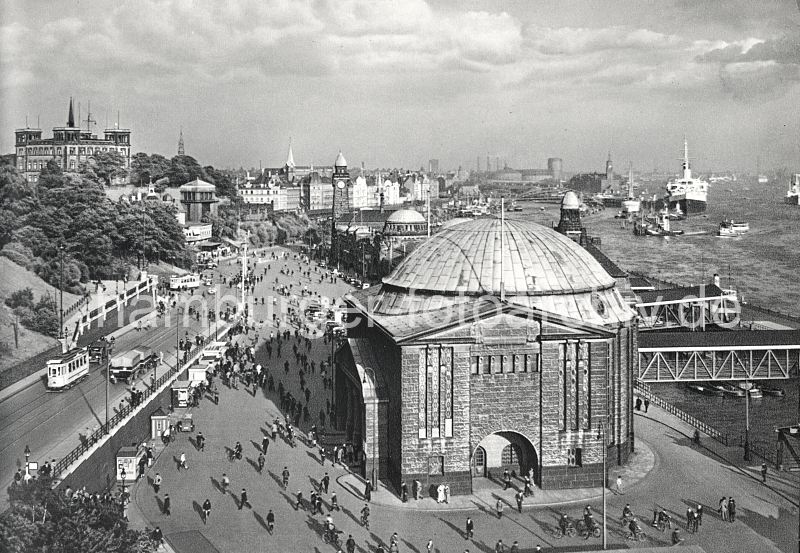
[206,261,218,268]
[204,279,213,286]
[207,288,216,295]
[177,414,194,432]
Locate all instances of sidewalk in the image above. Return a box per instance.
[638,404,800,508]
[336,439,655,512]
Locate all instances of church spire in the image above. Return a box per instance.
[67,97,75,127]
[178,127,185,156]
[286,138,295,169]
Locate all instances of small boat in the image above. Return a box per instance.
[720,383,745,397]
[761,386,785,397]
[718,219,749,236]
[748,387,763,399]
[686,383,723,396]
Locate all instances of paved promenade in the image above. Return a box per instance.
[118,248,798,552]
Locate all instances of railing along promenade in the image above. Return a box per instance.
[52,322,230,481]
[634,381,777,466]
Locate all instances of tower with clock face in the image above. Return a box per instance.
[331,150,350,265]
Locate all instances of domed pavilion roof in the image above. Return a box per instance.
[561,190,580,209]
[387,209,426,225]
[382,218,614,296]
[334,151,347,167]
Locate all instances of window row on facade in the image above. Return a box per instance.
[469,353,539,375]
[19,146,127,156]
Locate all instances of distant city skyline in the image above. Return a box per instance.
[1,0,799,173]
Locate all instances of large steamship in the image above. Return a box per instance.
[665,138,708,215]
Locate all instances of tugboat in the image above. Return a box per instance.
[786,173,800,206]
[761,385,786,397]
[633,209,684,237]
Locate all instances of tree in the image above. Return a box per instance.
[81,150,129,186]
[2,476,156,553]
[166,155,209,187]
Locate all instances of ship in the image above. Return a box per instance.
[621,163,641,217]
[665,138,708,215]
[786,173,800,206]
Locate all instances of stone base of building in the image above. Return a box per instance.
[540,463,604,489]
[401,470,472,498]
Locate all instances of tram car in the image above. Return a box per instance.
[46,347,90,391]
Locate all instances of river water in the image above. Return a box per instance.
[516,176,800,454]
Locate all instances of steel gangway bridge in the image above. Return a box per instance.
[637,329,800,382]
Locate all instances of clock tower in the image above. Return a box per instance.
[331,150,351,266]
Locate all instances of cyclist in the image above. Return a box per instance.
[558,513,571,536]
[583,514,597,539]
[621,503,634,525]
[628,517,643,540]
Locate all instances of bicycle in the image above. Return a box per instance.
[360,513,370,529]
[323,527,341,547]
[577,520,601,539]
[552,524,577,539]
[626,529,647,542]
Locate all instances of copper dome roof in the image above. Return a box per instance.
[386,209,425,224]
[382,218,615,296]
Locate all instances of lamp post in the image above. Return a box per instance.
[58,242,65,352]
[363,367,378,490]
[120,467,126,493]
[596,423,608,550]
[24,445,31,480]
[105,341,114,433]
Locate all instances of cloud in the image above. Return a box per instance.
[697,32,800,98]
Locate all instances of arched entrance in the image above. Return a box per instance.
[472,431,539,486]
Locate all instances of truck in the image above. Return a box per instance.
[109,347,156,383]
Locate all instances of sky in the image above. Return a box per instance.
[1,0,799,173]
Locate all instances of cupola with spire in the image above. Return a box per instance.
[334,150,347,168]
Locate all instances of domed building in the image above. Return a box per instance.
[335,218,637,496]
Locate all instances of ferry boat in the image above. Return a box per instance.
[786,173,800,206]
[665,138,708,215]
[717,219,749,237]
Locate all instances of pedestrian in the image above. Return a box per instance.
[495,539,505,552]
[515,490,524,513]
[400,481,406,502]
[719,497,728,522]
[686,507,694,531]
[322,472,330,494]
[496,498,504,519]
[426,539,433,553]
[153,473,162,494]
[510,541,520,553]
[296,490,304,510]
[644,398,650,412]
[262,435,270,454]
[465,516,474,539]
[162,493,171,516]
[202,498,211,523]
[728,497,736,522]
[179,452,187,470]
[266,509,275,534]
[258,452,265,472]
[366,480,374,501]
[239,488,249,509]
[635,397,642,411]
[414,479,422,500]
[614,475,624,495]
[692,509,700,533]
[523,475,532,496]
[696,504,703,526]
[331,491,340,511]
[197,432,205,451]
[221,473,230,494]
[761,463,768,483]
[346,534,356,553]
[152,526,163,546]
[282,466,290,489]
[503,469,512,490]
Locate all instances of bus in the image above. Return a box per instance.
[169,273,200,291]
